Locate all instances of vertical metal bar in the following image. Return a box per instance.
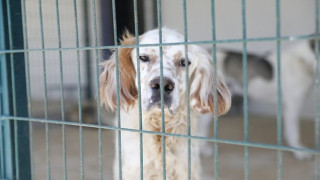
[2,0,31,179]
[20,0,34,179]
[21,0,34,179]
[5,0,31,178]
[314,0,320,178]
[210,1,219,179]
[0,109,3,179]
[71,0,84,179]
[0,48,13,180]
[0,106,3,179]
[37,0,51,179]
[0,59,4,178]
[275,0,283,179]
[156,0,166,179]
[241,0,249,179]
[0,47,2,179]
[0,66,13,179]
[54,0,67,179]
[90,0,103,179]
[0,2,13,178]
[132,0,144,179]
[182,0,191,179]
[5,0,19,178]
[111,0,123,179]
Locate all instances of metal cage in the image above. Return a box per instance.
[0,0,320,180]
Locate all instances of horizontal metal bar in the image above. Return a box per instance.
[1,115,319,155]
[0,34,320,55]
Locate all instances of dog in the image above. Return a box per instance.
[99,28,231,180]
[200,39,317,160]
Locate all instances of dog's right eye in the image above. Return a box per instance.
[139,55,149,62]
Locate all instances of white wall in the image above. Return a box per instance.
[162,0,317,52]
[161,0,318,119]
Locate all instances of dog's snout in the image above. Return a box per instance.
[149,77,174,110]
[150,77,175,94]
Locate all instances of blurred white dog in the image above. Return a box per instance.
[200,39,317,160]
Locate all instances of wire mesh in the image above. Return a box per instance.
[0,0,320,180]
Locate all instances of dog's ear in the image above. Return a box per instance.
[99,31,137,111]
[190,48,231,116]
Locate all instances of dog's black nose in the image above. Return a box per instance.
[150,77,175,94]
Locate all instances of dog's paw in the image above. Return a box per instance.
[200,143,214,157]
[293,151,313,160]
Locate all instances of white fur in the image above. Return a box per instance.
[100,28,231,179]
[200,40,316,160]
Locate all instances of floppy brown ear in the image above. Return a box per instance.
[99,32,137,111]
[190,49,231,116]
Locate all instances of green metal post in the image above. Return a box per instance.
[0,0,31,179]
[0,1,14,178]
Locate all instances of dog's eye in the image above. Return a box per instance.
[179,58,191,67]
[139,55,150,62]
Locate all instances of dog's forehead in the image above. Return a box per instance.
[139,28,184,44]
[138,45,185,57]
[137,29,186,58]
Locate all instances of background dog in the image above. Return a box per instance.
[200,39,317,160]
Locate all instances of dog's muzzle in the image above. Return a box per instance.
[148,77,175,110]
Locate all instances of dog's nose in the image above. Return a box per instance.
[150,77,175,94]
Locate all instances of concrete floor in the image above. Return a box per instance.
[32,111,317,180]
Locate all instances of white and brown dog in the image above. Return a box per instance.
[200,39,318,160]
[99,28,231,179]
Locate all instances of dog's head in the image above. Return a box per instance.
[100,28,231,116]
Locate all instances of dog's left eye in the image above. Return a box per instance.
[139,55,150,62]
[179,58,191,67]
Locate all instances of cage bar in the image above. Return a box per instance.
[20,0,35,179]
[275,0,284,179]
[1,0,31,179]
[132,0,145,179]
[36,0,51,179]
[90,0,104,179]
[155,0,168,179]
[111,0,123,179]
[210,1,220,180]
[315,0,320,178]
[0,2,13,178]
[241,0,250,179]
[181,0,192,180]
[52,0,68,179]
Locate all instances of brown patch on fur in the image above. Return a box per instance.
[217,80,230,115]
[189,70,196,84]
[119,32,138,106]
[190,68,230,116]
[100,61,116,109]
[99,31,138,111]
[173,51,182,64]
